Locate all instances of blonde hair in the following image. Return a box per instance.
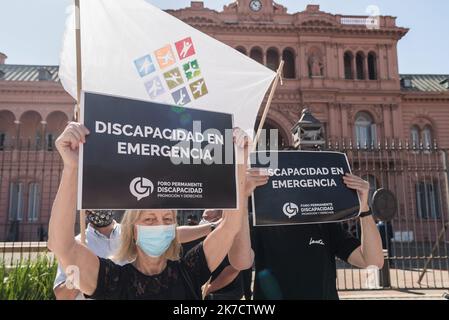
[113,210,181,263]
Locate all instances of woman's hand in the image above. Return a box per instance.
[55,122,90,170]
[245,168,270,197]
[233,128,251,165]
[343,174,370,212]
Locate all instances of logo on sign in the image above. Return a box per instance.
[283,202,299,219]
[130,177,154,201]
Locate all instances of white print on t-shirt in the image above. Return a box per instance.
[309,238,325,246]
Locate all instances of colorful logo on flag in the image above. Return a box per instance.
[183,60,201,80]
[144,76,165,99]
[172,87,191,106]
[134,37,209,106]
[155,45,176,69]
[163,68,184,89]
[175,37,196,60]
[190,79,208,99]
[134,55,156,77]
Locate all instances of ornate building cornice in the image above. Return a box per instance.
[402,92,449,103]
[168,2,408,39]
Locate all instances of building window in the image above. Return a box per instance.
[416,181,440,219]
[282,49,296,79]
[356,52,365,80]
[266,48,280,71]
[0,132,5,150]
[8,182,24,221]
[46,133,55,151]
[355,112,377,147]
[401,77,413,88]
[344,51,354,79]
[411,126,420,148]
[250,47,264,65]
[38,68,52,81]
[28,183,41,222]
[441,79,449,90]
[35,132,43,150]
[423,126,433,148]
[368,52,377,80]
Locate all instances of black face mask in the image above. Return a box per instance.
[86,210,114,228]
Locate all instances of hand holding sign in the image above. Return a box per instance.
[343,174,370,213]
[79,93,237,210]
[55,122,90,170]
[245,168,270,197]
[251,151,361,226]
[233,127,251,166]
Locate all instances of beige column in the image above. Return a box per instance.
[391,104,402,139]
[300,44,308,78]
[382,105,392,138]
[328,103,337,139]
[340,104,350,138]
[40,120,47,150]
[351,55,357,80]
[337,45,345,79]
[363,54,369,80]
[14,120,21,148]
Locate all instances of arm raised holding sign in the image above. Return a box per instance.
[343,174,384,269]
[48,122,100,295]
[48,122,254,299]
[204,128,255,272]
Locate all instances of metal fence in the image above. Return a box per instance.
[0,139,63,243]
[1,139,449,290]
[326,139,449,290]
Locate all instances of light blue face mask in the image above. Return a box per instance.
[136,224,176,258]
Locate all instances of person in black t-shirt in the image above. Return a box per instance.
[196,210,244,300]
[48,123,257,300]
[251,171,385,300]
[200,171,271,300]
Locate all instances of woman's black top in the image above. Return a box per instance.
[87,243,210,300]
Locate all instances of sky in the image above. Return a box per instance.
[0,0,448,74]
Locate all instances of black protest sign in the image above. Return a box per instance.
[251,151,360,226]
[78,92,236,210]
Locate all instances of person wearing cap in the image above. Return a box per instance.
[53,210,121,300]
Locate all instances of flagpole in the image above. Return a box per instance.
[252,60,284,151]
[75,0,86,245]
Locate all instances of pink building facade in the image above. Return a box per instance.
[0,1,448,242]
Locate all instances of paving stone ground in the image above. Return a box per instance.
[339,289,448,300]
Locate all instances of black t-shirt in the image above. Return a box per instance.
[210,256,243,296]
[253,223,360,300]
[88,243,210,300]
[182,237,242,297]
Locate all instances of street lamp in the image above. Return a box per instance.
[291,108,325,151]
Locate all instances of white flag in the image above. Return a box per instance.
[59,0,276,132]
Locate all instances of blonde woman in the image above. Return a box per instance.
[48,122,259,300]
